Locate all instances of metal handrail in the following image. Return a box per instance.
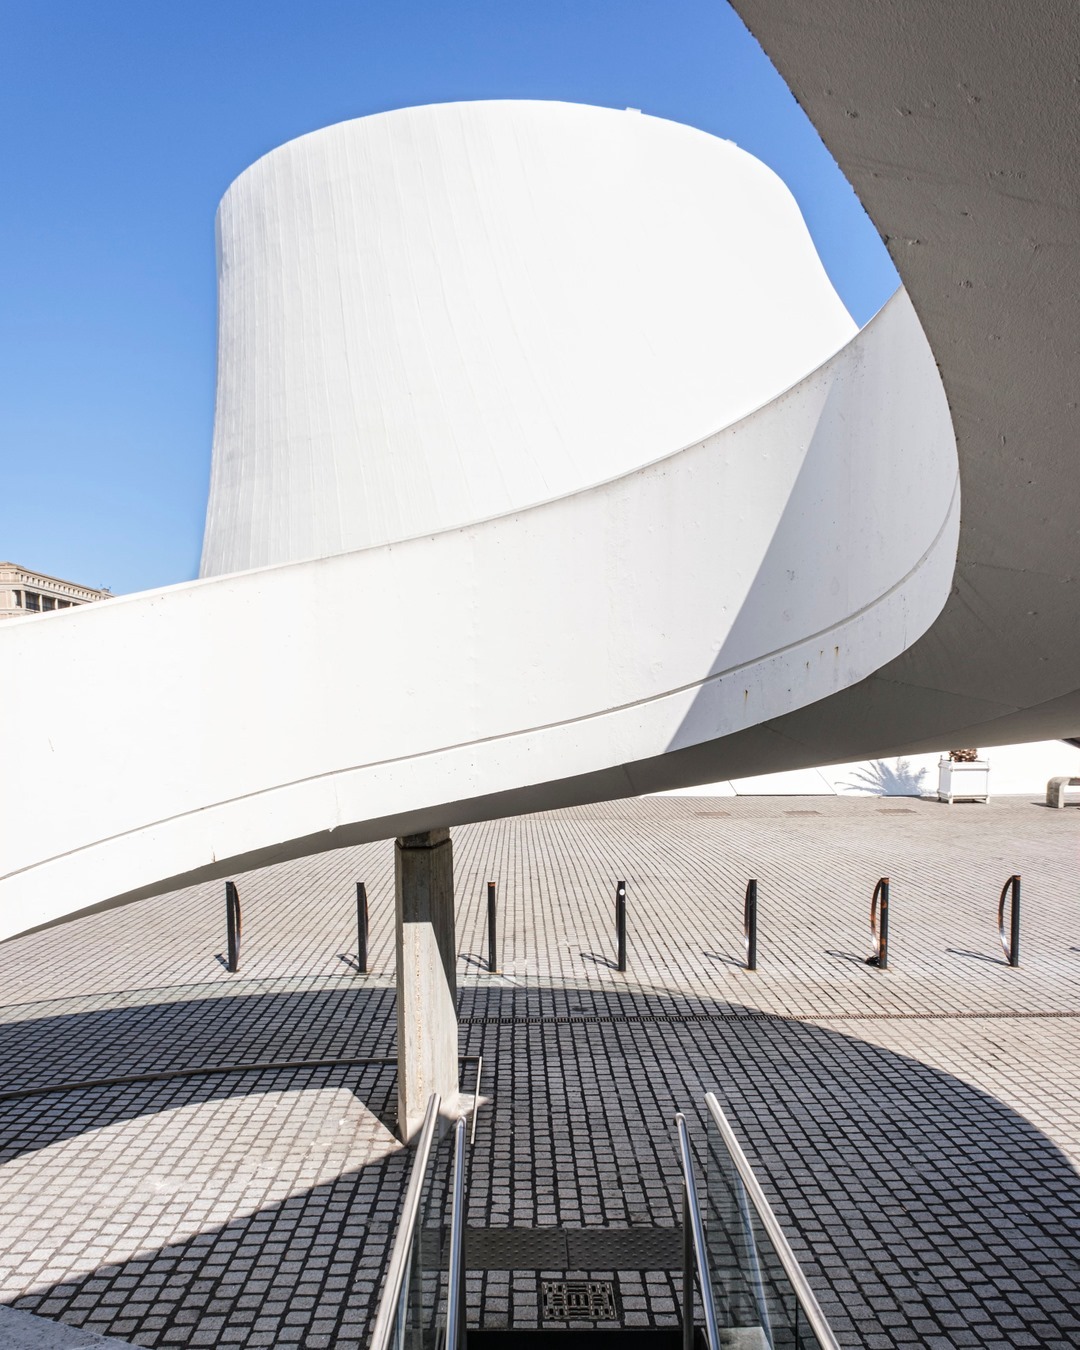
[368,1094,442,1350]
[704,1093,842,1350]
[445,1115,468,1350]
[674,1112,721,1350]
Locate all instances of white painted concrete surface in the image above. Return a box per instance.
[0,278,956,937]
[201,102,855,574]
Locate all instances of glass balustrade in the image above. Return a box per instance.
[375,1091,839,1350]
[369,1096,468,1350]
[700,1093,840,1350]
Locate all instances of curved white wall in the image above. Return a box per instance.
[0,288,957,938]
[201,101,855,575]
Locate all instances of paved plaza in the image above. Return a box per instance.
[0,796,1077,1346]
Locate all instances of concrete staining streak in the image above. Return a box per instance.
[0,101,959,939]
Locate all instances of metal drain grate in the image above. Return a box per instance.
[542,1280,617,1321]
[784,809,822,816]
[458,1008,1080,1025]
[459,1011,772,1026]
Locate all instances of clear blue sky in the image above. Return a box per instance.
[0,0,897,595]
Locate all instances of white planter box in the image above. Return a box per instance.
[938,759,990,803]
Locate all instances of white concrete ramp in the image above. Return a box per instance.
[0,103,959,941]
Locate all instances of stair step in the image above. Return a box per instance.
[468,1330,686,1350]
[452,1225,684,1270]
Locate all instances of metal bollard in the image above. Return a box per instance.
[487,881,498,973]
[743,879,758,971]
[866,877,889,969]
[356,882,369,974]
[615,880,627,972]
[998,874,1021,966]
[225,880,242,973]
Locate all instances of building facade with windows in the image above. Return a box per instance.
[0,563,110,619]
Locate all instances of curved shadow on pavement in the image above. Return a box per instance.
[0,984,1075,1347]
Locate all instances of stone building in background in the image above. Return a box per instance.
[0,562,110,619]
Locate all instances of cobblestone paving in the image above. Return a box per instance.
[0,796,1076,1346]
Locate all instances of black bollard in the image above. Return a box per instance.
[615,880,627,972]
[356,882,369,974]
[866,877,889,969]
[225,880,242,973]
[998,874,1021,966]
[487,881,498,973]
[743,879,758,971]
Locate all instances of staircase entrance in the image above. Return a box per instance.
[369,1093,840,1350]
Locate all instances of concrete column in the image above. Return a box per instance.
[394,827,460,1141]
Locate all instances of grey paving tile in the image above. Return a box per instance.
[0,798,1072,1345]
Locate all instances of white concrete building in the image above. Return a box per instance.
[0,102,959,943]
[200,102,859,575]
[4,84,1076,1126]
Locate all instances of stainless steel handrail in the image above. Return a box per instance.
[674,1112,721,1350]
[704,1093,842,1350]
[445,1115,468,1350]
[368,1093,442,1350]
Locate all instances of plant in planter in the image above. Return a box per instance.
[939,749,989,802]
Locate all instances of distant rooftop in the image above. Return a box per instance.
[0,562,111,619]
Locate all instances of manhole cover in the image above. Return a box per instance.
[541,1279,618,1321]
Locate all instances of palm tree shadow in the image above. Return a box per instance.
[839,756,929,796]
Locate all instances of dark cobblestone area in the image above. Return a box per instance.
[0,797,1076,1346]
